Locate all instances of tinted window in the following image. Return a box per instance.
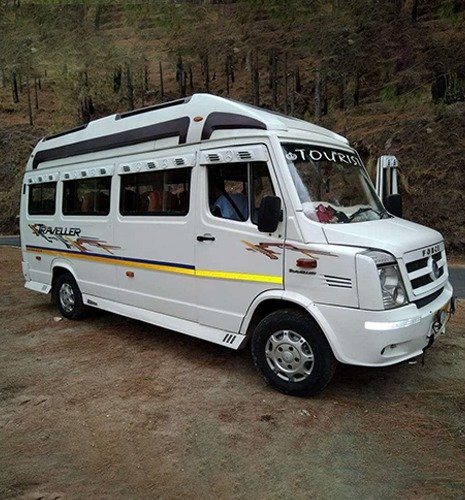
[28,182,56,215]
[208,163,249,221]
[63,177,111,216]
[120,168,191,216]
[207,161,274,223]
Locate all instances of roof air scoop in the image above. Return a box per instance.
[201,112,267,141]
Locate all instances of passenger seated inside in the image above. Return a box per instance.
[80,191,95,213]
[213,191,248,221]
[163,186,180,212]
[210,181,248,221]
[142,181,163,212]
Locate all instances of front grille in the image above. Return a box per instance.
[414,288,443,309]
[406,257,428,273]
[411,274,433,289]
[406,252,441,273]
[404,248,447,296]
[411,266,445,290]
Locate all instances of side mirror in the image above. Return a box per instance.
[384,193,403,218]
[257,195,281,233]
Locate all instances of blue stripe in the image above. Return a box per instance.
[25,244,195,270]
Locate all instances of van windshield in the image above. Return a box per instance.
[282,143,389,224]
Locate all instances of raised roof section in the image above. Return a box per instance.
[28,94,348,170]
[42,123,88,142]
[115,97,192,120]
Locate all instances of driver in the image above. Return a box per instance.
[211,182,248,221]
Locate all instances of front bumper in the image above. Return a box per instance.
[310,282,454,367]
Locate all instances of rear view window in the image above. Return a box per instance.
[63,177,111,216]
[120,168,191,216]
[28,182,56,215]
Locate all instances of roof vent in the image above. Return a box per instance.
[123,165,130,172]
[237,151,253,160]
[64,173,70,179]
[207,153,221,162]
[147,161,156,169]
[174,158,185,166]
[81,171,87,177]
[100,168,106,175]
[38,176,43,182]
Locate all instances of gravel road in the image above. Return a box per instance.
[1,247,464,498]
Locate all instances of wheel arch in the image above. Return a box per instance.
[51,259,78,289]
[239,290,343,359]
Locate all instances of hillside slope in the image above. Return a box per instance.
[0,1,464,253]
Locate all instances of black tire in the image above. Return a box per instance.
[52,272,87,320]
[251,309,337,396]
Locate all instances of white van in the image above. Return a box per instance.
[20,94,455,395]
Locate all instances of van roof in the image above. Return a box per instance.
[28,93,349,170]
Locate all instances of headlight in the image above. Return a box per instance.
[378,264,407,308]
[379,267,387,287]
[364,251,408,309]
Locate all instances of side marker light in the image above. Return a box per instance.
[296,258,317,269]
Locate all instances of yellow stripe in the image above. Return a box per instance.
[196,269,282,284]
[26,247,282,284]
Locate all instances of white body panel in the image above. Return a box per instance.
[20,94,453,366]
[195,142,285,332]
[112,146,198,322]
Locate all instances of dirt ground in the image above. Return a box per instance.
[1,247,464,499]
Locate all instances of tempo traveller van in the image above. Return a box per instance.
[20,94,455,396]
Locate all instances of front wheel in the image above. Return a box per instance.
[251,309,337,396]
[52,272,87,320]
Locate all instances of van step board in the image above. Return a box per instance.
[82,294,246,350]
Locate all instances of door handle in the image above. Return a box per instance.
[197,234,215,242]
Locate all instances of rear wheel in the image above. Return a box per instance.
[53,272,87,320]
[251,309,337,396]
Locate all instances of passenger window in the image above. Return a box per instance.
[28,182,56,215]
[63,177,111,216]
[207,161,274,223]
[120,168,191,216]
